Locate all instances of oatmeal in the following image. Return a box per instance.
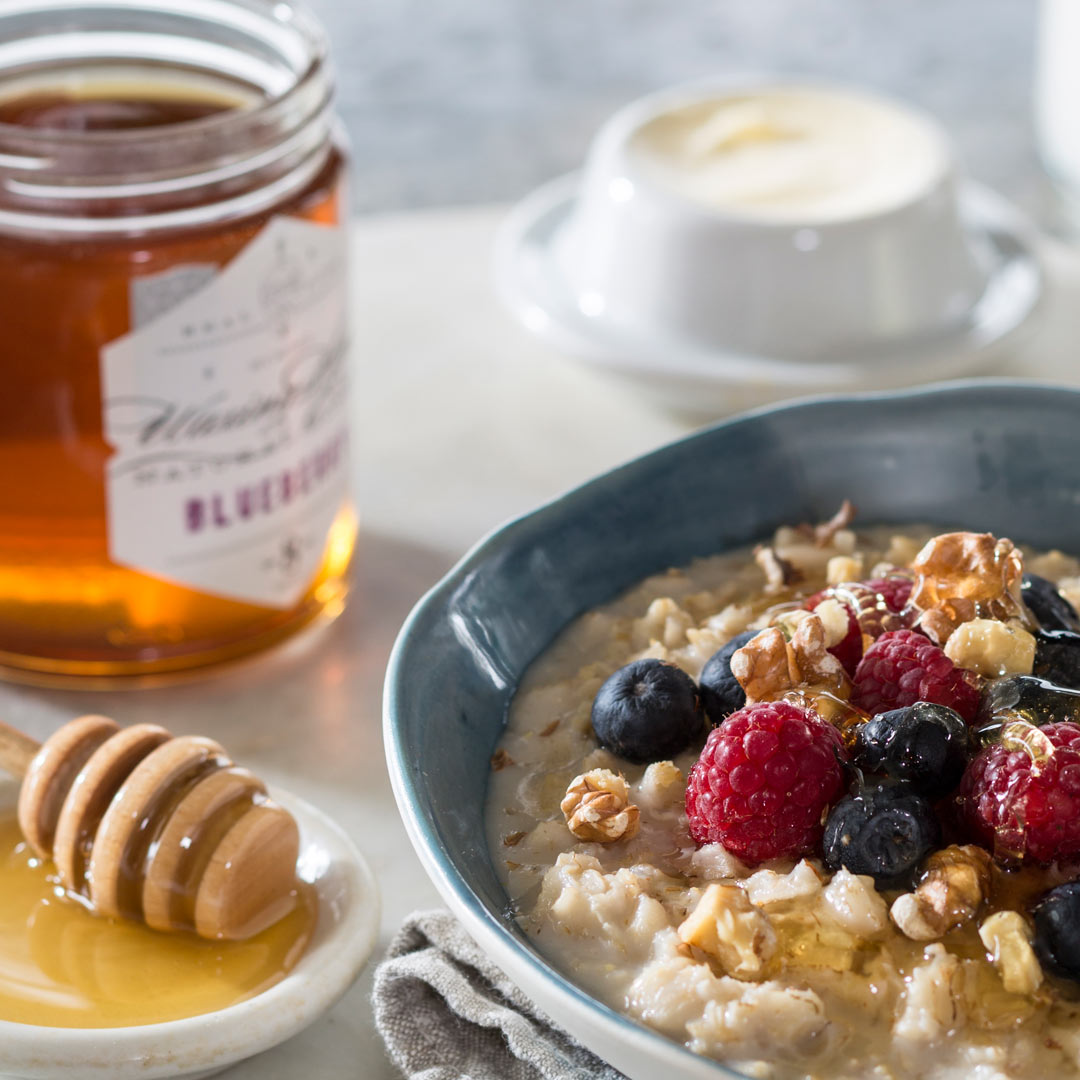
[486,517,1080,1079]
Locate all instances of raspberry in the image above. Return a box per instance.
[864,576,914,613]
[805,577,914,677]
[685,701,847,864]
[957,722,1080,863]
[852,629,979,722]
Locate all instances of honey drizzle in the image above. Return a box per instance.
[114,753,230,923]
[0,814,316,1027]
[167,789,267,932]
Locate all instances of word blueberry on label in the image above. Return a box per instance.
[101,217,350,609]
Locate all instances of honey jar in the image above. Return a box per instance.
[0,0,355,681]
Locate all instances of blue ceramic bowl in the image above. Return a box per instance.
[384,380,1080,1080]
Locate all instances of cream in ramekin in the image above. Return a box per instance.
[557,82,986,362]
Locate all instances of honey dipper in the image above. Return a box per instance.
[0,714,301,941]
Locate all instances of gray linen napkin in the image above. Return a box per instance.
[373,910,626,1080]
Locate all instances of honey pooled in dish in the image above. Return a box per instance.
[0,814,317,1028]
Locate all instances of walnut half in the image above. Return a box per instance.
[677,883,776,980]
[560,769,640,843]
[890,844,992,941]
[731,615,850,704]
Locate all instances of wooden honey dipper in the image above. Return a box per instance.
[0,714,300,942]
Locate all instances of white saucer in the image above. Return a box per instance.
[493,174,1043,416]
[0,785,380,1080]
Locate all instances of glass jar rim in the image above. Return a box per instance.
[0,0,338,234]
[0,0,330,148]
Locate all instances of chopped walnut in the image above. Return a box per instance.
[979,910,1043,995]
[890,845,991,941]
[812,499,857,548]
[943,618,1036,678]
[677,883,776,980]
[911,532,1026,644]
[731,615,851,705]
[560,769,640,843]
[754,545,803,593]
[731,626,799,701]
[794,499,857,548]
[774,601,848,650]
[790,614,848,688]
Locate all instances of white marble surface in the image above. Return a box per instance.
[4,204,1080,1078]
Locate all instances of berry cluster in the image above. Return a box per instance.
[586,552,1080,983]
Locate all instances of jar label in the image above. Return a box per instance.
[101,216,350,610]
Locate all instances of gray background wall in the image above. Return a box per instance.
[303,0,1042,216]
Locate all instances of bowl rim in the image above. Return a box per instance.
[0,786,380,1079]
[384,377,1080,1079]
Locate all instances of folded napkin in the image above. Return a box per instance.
[373,910,626,1080]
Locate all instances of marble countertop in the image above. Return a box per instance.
[4,204,1080,1078]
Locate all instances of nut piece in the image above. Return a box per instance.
[796,499,857,548]
[807,597,851,649]
[677,883,776,980]
[772,606,847,651]
[911,532,1026,644]
[890,845,992,941]
[826,555,864,587]
[979,910,1043,995]
[560,769,640,843]
[943,618,1036,678]
[731,626,800,702]
[731,616,850,704]
[754,545,803,593]
[635,760,684,811]
[790,614,848,688]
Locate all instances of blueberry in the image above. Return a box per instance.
[854,702,971,799]
[1033,629,1080,691]
[591,658,704,764]
[1033,882,1080,982]
[823,783,940,889]
[1022,573,1080,633]
[975,674,1080,746]
[699,630,757,725]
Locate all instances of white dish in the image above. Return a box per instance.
[558,81,987,361]
[0,784,380,1080]
[493,173,1042,417]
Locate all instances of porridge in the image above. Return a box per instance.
[485,509,1080,1079]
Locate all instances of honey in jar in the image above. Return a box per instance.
[0,813,317,1026]
[0,0,356,682]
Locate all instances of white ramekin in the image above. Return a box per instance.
[556,79,986,361]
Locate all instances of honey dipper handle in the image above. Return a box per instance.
[0,719,40,778]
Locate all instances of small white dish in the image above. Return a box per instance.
[0,785,379,1080]
[494,172,1041,416]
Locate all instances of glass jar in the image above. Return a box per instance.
[0,0,355,682]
